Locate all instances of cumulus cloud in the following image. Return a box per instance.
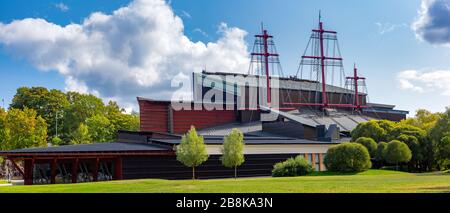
[412,0,450,45]
[397,69,450,95]
[0,0,250,110]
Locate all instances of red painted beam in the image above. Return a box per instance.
[114,157,123,180]
[71,158,79,183]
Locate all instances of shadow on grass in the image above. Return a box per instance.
[306,171,359,176]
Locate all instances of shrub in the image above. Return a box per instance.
[383,140,412,168]
[272,155,313,177]
[324,142,372,173]
[354,137,377,158]
[376,142,388,162]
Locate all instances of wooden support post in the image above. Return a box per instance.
[51,158,57,184]
[319,153,323,171]
[24,159,34,185]
[311,153,316,171]
[114,157,123,180]
[71,158,79,183]
[93,158,99,182]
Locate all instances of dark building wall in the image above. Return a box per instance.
[262,121,305,139]
[122,154,300,179]
[362,111,406,122]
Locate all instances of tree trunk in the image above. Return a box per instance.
[192,166,195,180]
[234,166,237,179]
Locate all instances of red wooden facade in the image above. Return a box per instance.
[138,98,238,134]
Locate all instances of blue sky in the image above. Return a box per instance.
[0,0,449,114]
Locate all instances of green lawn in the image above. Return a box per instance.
[0,180,7,184]
[1,170,449,193]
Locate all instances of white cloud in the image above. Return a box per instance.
[55,3,69,12]
[397,69,450,95]
[0,0,250,110]
[412,0,450,46]
[180,10,191,19]
[193,28,209,37]
[375,22,407,35]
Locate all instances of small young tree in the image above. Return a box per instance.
[176,126,209,179]
[221,128,245,179]
[383,140,412,170]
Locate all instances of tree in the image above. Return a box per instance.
[221,128,245,178]
[86,115,114,143]
[104,101,140,134]
[62,92,105,142]
[435,134,450,170]
[70,124,91,145]
[351,120,386,142]
[376,142,388,162]
[10,87,69,140]
[1,108,47,150]
[176,126,209,179]
[397,134,422,171]
[400,109,442,132]
[383,140,412,170]
[324,142,372,173]
[430,108,450,170]
[354,137,377,158]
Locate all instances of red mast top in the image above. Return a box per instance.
[251,27,279,107]
[346,64,366,110]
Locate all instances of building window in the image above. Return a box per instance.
[315,154,320,171]
[308,154,313,164]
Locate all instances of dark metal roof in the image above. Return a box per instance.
[0,142,170,154]
[151,137,346,145]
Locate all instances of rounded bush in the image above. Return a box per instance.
[376,142,388,161]
[383,140,412,165]
[354,137,377,158]
[272,155,313,177]
[324,142,372,173]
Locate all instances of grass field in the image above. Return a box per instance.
[0,170,449,193]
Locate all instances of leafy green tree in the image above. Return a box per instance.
[63,92,105,140]
[400,109,442,132]
[176,126,209,179]
[86,115,114,143]
[430,108,450,170]
[354,137,377,158]
[104,101,139,133]
[221,128,245,178]
[351,121,384,142]
[1,108,47,150]
[324,142,372,173]
[397,134,422,171]
[70,123,91,145]
[436,135,450,169]
[0,108,9,150]
[10,87,69,140]
[51,136,63,146]
[376,142,388,162]
[383,140,412,170]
